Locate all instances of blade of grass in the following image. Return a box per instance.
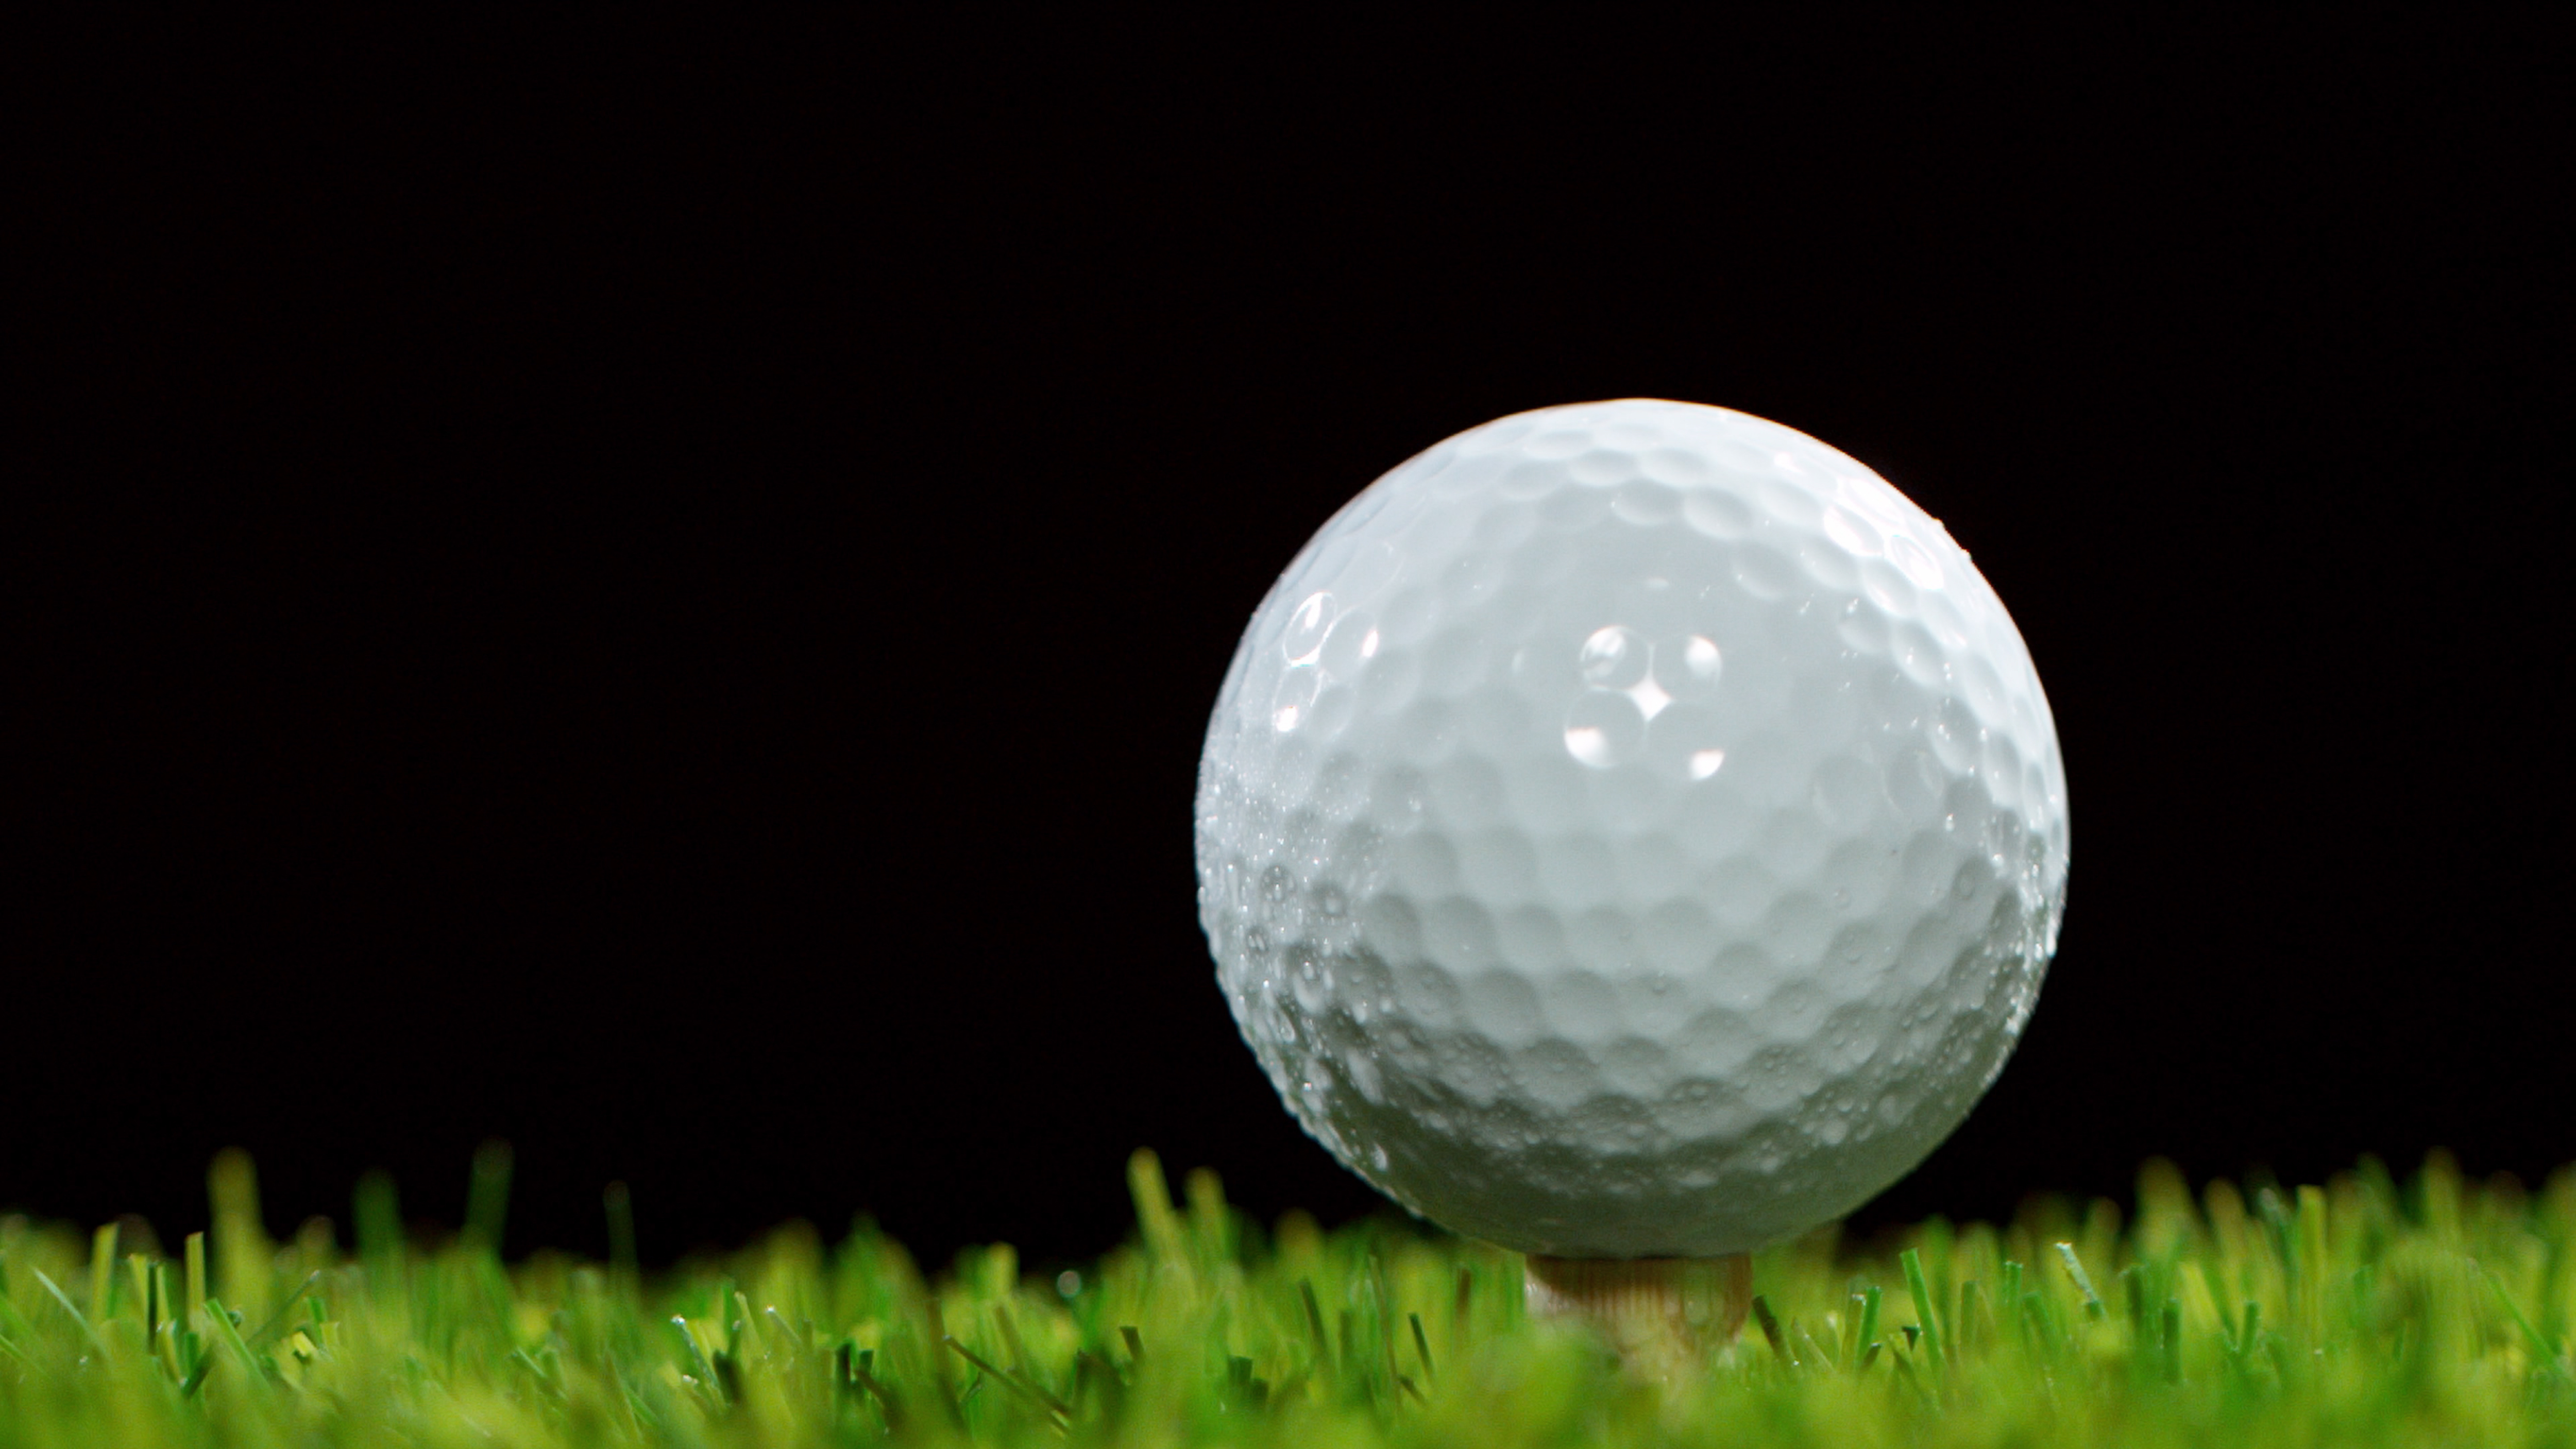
[1959,1280,1989,1354]
[0,1290,39,1350]
[848,1354,906,1431]
[2484,1266,2563,1377]
[200,1295,266,1380]
[925,1297,961,1427]
[1127,1151,1188,1275]
[945,1336,1069,1424]
[1072,1348,1124,1416]
[154,1261,182,1376]
[1751,1294,1792,1364]
[88,1224,118,1325]
[32,1268,108,1355]
[178,1327,213,1396]
[244,1272,323,1348]
[2056,1242,2108,1321]
[184,1233,207,1328]
[1902,1248,1946,1366]
[668,1317,723,1406]
[1300,1281,1332,1371]
[129,1254,155,1350]
[994,1306,1069,1413]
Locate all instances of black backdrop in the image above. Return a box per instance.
[18,15,2571,1268]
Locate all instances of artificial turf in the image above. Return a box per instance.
[3,1145,2571,1446]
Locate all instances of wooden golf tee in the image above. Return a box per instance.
[1523,1254,1752,1372]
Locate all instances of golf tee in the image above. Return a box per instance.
[1522,1253,1752,1371]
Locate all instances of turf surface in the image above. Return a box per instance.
[3,1146,2571,1445]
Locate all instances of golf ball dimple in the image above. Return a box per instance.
[1197,400,2068,1258]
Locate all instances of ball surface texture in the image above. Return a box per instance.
[1196,400,2067,1257]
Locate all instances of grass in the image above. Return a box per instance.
[4,1146,2574,1445]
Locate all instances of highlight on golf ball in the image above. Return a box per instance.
[1196,399,2069,1258]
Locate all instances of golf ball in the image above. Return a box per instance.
[1195,400,2067,1258]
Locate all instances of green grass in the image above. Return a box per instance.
[4,1146,2574,1446]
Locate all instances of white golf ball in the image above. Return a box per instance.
[1196,400,2067,1258]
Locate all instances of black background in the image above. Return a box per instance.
[17,15,2571,1268]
